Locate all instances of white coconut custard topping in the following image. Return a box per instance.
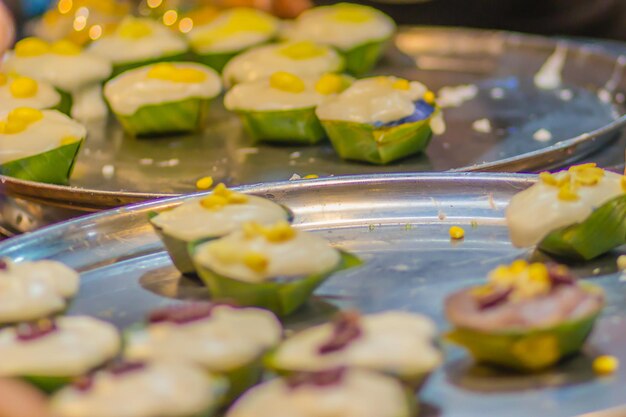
[0,74,61,113]
[225,72,351,112]
[0,316,120,377]
[187,8,278,54]
[51,362,223,417]
[507,163,626,247]
[0,108,86,165]
[222,41,344,86]
[104,62,222,116]
[226,368,409,417]
[194,221,341,283]
[272,311,441,377]
[2,38,112,93]
[150,184,288,242]
[0,259,79,323]
[282,3,395,51]
[125,304,282,372]
[88,17,188,65]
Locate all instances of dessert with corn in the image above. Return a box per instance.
[0,74,67,114]
[50,361,227,417]
[125,302,281,402]
[224,71,352,144]
[0,316,120,392]
[88,17,188,76]
[104,62,222,136]
[186,8,279,73]
[190,220,361,316]
[267,310,442,388]
[506,163,626,260]
[149,183,291,275]
[0,108,85,184]
[445,260,604,371]
[316,76,444,164]
[282,3,396,76]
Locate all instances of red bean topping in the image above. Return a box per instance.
[0,259,7,270]
[109,361,146,376]
[286,367,347,390]
[72,375,94,392]
[318,311,362,355]
[148,301,238,325]
[477,287,513,310]
[15,319,58,341]
[547,264,575,286]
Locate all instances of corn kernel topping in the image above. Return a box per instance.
[147,63,207,84]
[15,37,51,57]
[333,4,373,23]
[391,79,410,91]
[280,41,327,60]
[423,90,436,104]
[9,77,39,98]
[192,8,274,47]
[195,176,214,190]
[50,40,81,55]
[0,73,7,86]
[118,18,153,39]
[315,74,349,95]
[199,183,248,210]
[593,355,619,375]
[243,251,269,273]
[242,221,295,243]
[0,107,44,135]
[60,136,79,146]
[449,226,465,240]
[270,71,305,94]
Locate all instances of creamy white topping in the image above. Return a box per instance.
[226,369,408,417]
[283,4,395,51]
[51,362,221,417]
[187,8,278,54]
[0,110,86,164]
[0,316,120,377]
[71,85,108,122]
[0,259,79,323]
[2,51,112,93]
[316,77,427,124]
[222,41,343,86]
[194,228,341,283]
[534,44,567,90]
[125,305,282,372]
[507,170,625,247]
[436,84,478,108]
[104,63,222,116]
[88,18,187,65]
[273,311,441,376]
[0,77,60,112]
[151,194,288,242]
[225,75,334,112]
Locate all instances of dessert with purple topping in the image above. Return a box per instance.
[445,260,604,371]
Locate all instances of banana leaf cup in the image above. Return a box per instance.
[190,246,362,316]
[340,37,390,76]
[235,107,326,145]
[54,89,73,116]
[194,50,244,74]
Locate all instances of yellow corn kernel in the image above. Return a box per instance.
[3,118,28,134]
[196,176,214,190]
[200,194,228,210]
[315,74,346,95]
[50,40,81,55]
[0,121,6,134]
[243,222,265,239]
[470,284,495,297]
[0,73,7,86]
[423,90,436,104]
[9,77,38,98]
[171,68,207,83]
[243,251,269,273]
[392,79,410,91]
[489,265,511,283]
[118,19,153,39]
[510,259,528,274]
[558,182,579,201]
[621,176,626,192]
[263,221,295,243]
[569,162,597,172]
[147,63,176,79]
[60,136,79,146]
[449,226,465,240]
[270,72,305,94]
[303,174,319,179]
[15,37,50,57]
[528,263,549,283]
[333,4,372,23]
[212,183,232,198]
[573,166,605,186]
[280,41,327,60]
[227,193,249,204]
[9,107,44,124]
[539,172,558,186]
[617,255,626,271]
[593,355,619,375]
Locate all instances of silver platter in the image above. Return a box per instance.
[1,173,625,417]
[1,27,626,212]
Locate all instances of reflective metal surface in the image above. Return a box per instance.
[0,173,625,417]
[1,27,626,211]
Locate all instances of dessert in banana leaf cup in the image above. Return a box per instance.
[224,72,352,145]
[88,17,188,77]
[507,163,626,261]
[267,310,442,389]
[445,261,605,372]
[125,302,282,403]
[226,367,416,417]
[282,3,395,76]
[222,40,344,87]
[0,316,120,392]
[190,221,361,316]
[149,183,291,275]
[186,8,279,73]
[0,108,86,184]
[0,258,79,326]
[2,37,112,120]
[50,361,227,417]
[104,62,222,137]
[0,73,68,115]
[316,76,444,164]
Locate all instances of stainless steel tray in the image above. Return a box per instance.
[1,173,625,417]
[2,26,626,212]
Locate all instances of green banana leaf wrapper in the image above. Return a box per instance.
[53,89,73,116]
[193,50,241,73]
[446,285,603,372]
[190,248,362,316]
[148,205,294,276]
[539,194,626,261]
[113,97,211,137]
[111,52,189,78]
[22,375,74,393]
[236,107,327,145]
[322,117,433,165]
[0,139,83,185]
[341,37,390,76]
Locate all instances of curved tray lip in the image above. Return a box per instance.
[1,25,622,209]
[0,171,536,254]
